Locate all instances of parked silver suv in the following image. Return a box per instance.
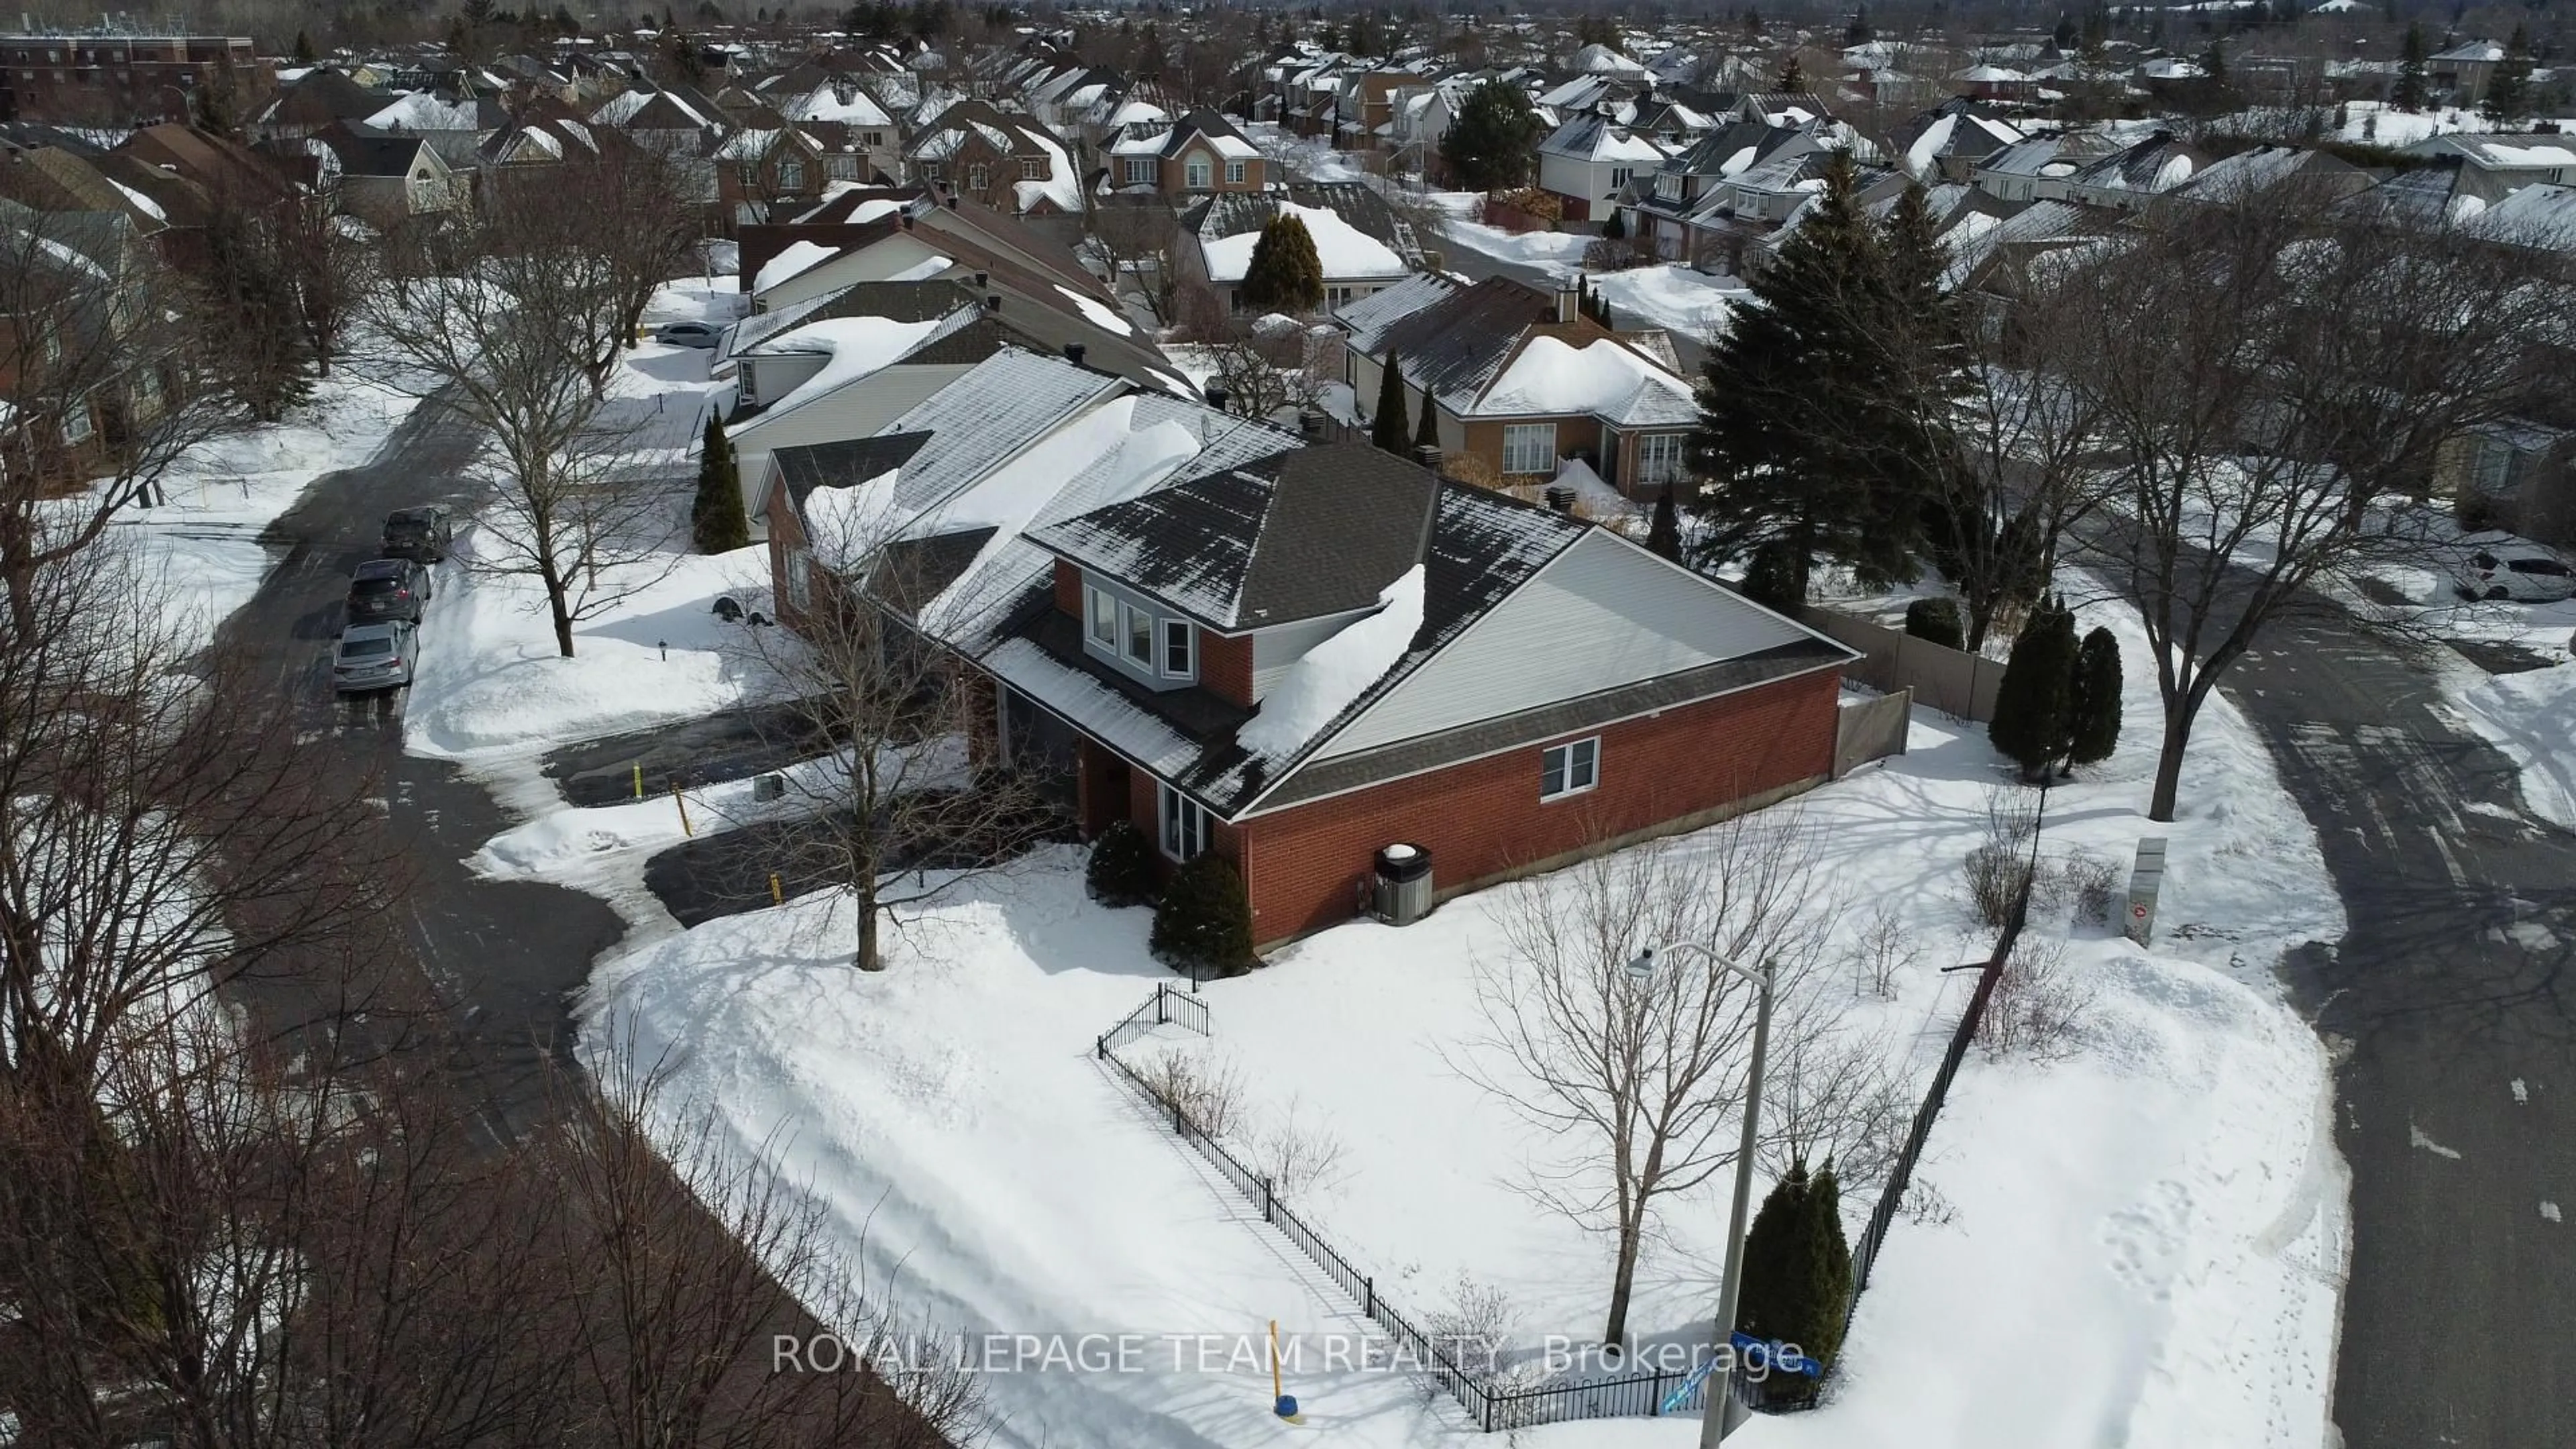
[333,621,419,693]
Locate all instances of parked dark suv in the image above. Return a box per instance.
[347,558,431,624]
[381,505,456,563]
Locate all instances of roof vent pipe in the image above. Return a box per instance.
[1064,342,1087,366]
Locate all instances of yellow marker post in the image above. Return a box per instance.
[769,872,784,906]
[672,781,692,837]
[632,762,643,800]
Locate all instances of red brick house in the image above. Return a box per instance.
[757,345,1851,950]
[1102,109,1269,198]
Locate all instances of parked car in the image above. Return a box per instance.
[2452,540,2576,602]
[382,504,456,562]
[347,557,431,624]
[333,621,419,693]
[655,320,724,349]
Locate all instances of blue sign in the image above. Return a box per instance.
[1729,1331,1822,1378]
[1659,1353,1718,1415]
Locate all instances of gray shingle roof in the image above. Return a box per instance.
[877,347,1127,514]
[1025,443,1440,630]
[772,430,934,515]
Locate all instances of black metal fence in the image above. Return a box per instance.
[1093,985,1728,1432]
[1841,856,2037,1334]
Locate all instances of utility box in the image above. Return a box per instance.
[2125,837,2169,945]
[1373,843,1434,926]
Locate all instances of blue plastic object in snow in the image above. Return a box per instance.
[1274,1394,1299,1419]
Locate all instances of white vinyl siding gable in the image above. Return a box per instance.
[1307,530,1818,761]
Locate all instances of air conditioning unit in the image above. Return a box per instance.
[1371,843,1434,926]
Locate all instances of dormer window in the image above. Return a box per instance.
[1086,584,1118,647]
[1122,600,1153,667]
[1656,173,1680,199]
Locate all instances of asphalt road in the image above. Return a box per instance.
[212,398,627,1142]
[2217,616,2576,1449]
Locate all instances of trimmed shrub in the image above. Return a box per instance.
[1903,596,1966,651]
[1988,596,2076,781]
[691,416,749,553]
[1735,1157,1853,1383]
[2065,626,2123,771]
[1085,819,1157,908]
[1151,854,1258,977]
[1371,353,1411,453]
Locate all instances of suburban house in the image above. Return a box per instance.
[902,99,1083,221]
[1175,182,1421,315]
[714,123,830,228]
[2060,131,2208,213]
[1103,108,1268,197]
[759,347,1856,948]
[585,82,728,154]
[1538,111,1673,223]
[735,184,1132,329]
[1622,120,1827,264]
[1335,274,1699,498]
[0,201,180,488]
[2400,134,2576,206]
[311,125,462,225]
[772,78,904,182]
[1889,99,2025,182]
[2426,39,2508,105]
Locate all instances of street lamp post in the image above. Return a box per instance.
[1627,941,1775,1448]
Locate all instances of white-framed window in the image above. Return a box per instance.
[1160,617,1194,678]
[1609,166,1633,191]
[1225,158,1246,184]
[1021,156,1046,180]
[1185,156,1212,189]
[1655,173,1680,200]
[1159,782,1210,861]
[827,154,859,179]
[1541,737,1599,800]
[917,160,941,181]
[1124,156,1153,184]
[60,405,92,445]
[1502,422,1557,475]
[863,130,884,148]
[787,548,812,609]
[778,158,805,189]
[1637,432,1685,485]
[2472,436,2514,494]
[1086,584,1118,647]
[967,162,988,191]
[1122,600,1153,667]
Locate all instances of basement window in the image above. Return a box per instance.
[1541,737,1599,801]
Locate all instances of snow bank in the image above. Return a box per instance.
[1434,215,1593,276]
[753,239,841,293]
[2447,660,2576,829]
[1199,201,1408,282]
[1235,565,1424,758]
[1587,264,1746,339]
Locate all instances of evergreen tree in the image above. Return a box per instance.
[1442,79,1546,191]
[1742,7,1763,40]
[1690,152,1941,598]
[1413,378,1440,451]
[2483,25,2533,126]
[692,416,749,553]
[1151,855,1257,977]
[1988,597,2078,781]
[1735,1158,1854,1378]
[1371,354,1411,453]
[2064,625,2123,771]
[292,28,319,63]
[2200,38,2228,101]
[1646,483,1682,561]
[1737,538,1806,611]
[1601,206,1626,239]
[2395,23,2428,112]
[2053,11,2078,49]
[1240,213,1325,314]
[1085,820,1158,907]
[1778,54,1806,92]
[1845,5,1874,44]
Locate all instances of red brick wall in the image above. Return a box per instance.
[1236,667,1841,943]
[1053,559,1082,619]
[765,478,816,633]
[1197,630,1254,707]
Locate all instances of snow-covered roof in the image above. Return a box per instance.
[1199,201,1408,283]
[780,81,893,126]
[753,239,842,293]
[364,90,488,132]
[738,314,953,424]
[1472,334,1697,426]
[1331,271,1458,354]
[1568,42,1648,76]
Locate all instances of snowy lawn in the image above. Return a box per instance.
[2443,654,2576,830]
[403,539,783,765]
[1438,213,1592,275]
[571,587,2349,1449]
[1589,264,1748,343]
[91,366,424,649]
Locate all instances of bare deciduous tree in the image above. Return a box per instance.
[2055,176,2560,820]
[1458,814,1837,1348]
[739,507,1053,971]
[1087,199,1181,325]
[364,182,687,658]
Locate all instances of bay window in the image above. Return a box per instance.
[1502,423,1557,476]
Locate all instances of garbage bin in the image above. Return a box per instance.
[1373,843,1434,926]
